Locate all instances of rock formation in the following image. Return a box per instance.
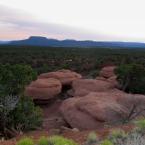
[25,67,145,131]
[38,69,82,85]
[99,66,116,78]
[25,78,62,100]
[60,90,145,130]
[69,79,115,97]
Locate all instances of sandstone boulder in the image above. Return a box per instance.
[96,76,107,81]
[38,69,82,86]
[96,75,119,88]
[60,90,145,130]
[70,79,115,97]
[25,78,62,100]
[99,66,116,78]
[60,93,127,130]
[107,75,119,87]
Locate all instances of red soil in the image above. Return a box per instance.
[0,124,135,145]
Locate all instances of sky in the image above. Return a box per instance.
[0,0,145,42]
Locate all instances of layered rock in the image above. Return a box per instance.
[99,66,116,78]
[60,90,145,130]
[25,78,62,100]
[69,79,115,97]
[38,69,82,85]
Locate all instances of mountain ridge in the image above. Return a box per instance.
[2,36,145,48]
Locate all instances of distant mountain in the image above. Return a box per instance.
[0,41,10,44]
[3,36,145,48]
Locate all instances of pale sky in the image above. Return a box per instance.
[0,0,145,42]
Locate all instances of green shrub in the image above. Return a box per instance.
[47,135,78,145]
[38,136,49,145]
[85,132,98,145]
[0,64,37,95]
[0,64,41,137]
[109,129,127,140]
[135,118,145,130]
[115,63,145,94]
[101,139,113,145]
[11,96,42,131]
[108,125,145,145]
[16,138,34,145]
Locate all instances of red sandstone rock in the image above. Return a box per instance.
[70,79,115,97]
[60,90,145,130]
[60,93,127,130]
[38,69,82,85]
[25,78,62,100]
[107,75,119,87]
[96,76,107,81]
[99,66,116,78]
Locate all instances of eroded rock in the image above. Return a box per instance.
[60,90,145,130]
[25,78,62,100]
[70,79,115,97]
[38,69,82,86]
[99,66,116,78]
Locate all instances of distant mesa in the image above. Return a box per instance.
[1,36,145,48]
[0,40,10,44]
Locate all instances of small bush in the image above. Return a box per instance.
[38,136,49,145]
[11,96,42,131]
[109,129,127,140]
[0,64,39,137]
[85,132,98,145]
[113,131,145,145]
[48,135,78,145]
[135,118,145,130]
[108,124,145,145]
[101,139,113,145]
[16,138,34,145]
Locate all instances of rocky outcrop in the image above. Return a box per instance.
[107,75,119,87]
[60,90,145,130]
[25,78,62,100]
[96,66,119,88]
[38,69,82,85]
[69,79,115,97]
[24,67,145,131]
[99,66,116,78]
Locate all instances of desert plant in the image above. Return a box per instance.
[84,132,98,145]
[108,122,145,145]
[47,135,78,145]
[11,96,42,131]
[100,139,113,145]
[113,131,145,145]
[16,137,34,145]
[0,64,41,138]
[135,119,145,130]
[38,136,49,145]
[109,129,127,142]
[0,95,19,137]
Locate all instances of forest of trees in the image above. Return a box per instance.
[1,45,145,77]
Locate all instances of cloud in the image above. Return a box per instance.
[2,4,144,42]
[0,5,114,41]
